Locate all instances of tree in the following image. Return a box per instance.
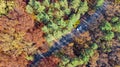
[26,0,89,44]
[96,0,104,8]
[101,21,112,31]
[103,31,114,41]
[0,0,14,16]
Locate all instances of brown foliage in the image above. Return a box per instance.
[74,31,91,45]
[0,53,28,67]
[24,23,48,53]
[0,0,47,55]
[60,43,75,58]
[38,55,60,67]
[89,51,99,67]
[105,3,120,21]
[0,0,47,59]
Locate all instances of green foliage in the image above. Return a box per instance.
[58,43,98,67]
[100,41,112,53]
[26,0,45,14]
[70,58,84,67]
[98,17,120,53]
[26,55,34,61]
[59,56,84,67]
[0,0,14,17]
[84,48,94,57]
[103,31,114,41]
[26,0,88,45]
[62,58,70,65]
[116,33,120,40]
[111,17,119,23]
[111,17,120,32]
[36,12,50,23]
[90,43,98,50]
[101,21,112,31]
[26,5,34,14]
[96,0,104,8]
[81,55,90,64]
[69,0,81,12]
[103,47,111,52]
[100,21,114,41]
[79,43,98,64]
[112,22,120,32]
[100,17,120,41]
[58,56,70,67]
[78,0,88,15]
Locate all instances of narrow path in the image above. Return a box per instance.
[30,2,109,67]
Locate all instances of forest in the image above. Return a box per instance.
[0,0,120,67]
